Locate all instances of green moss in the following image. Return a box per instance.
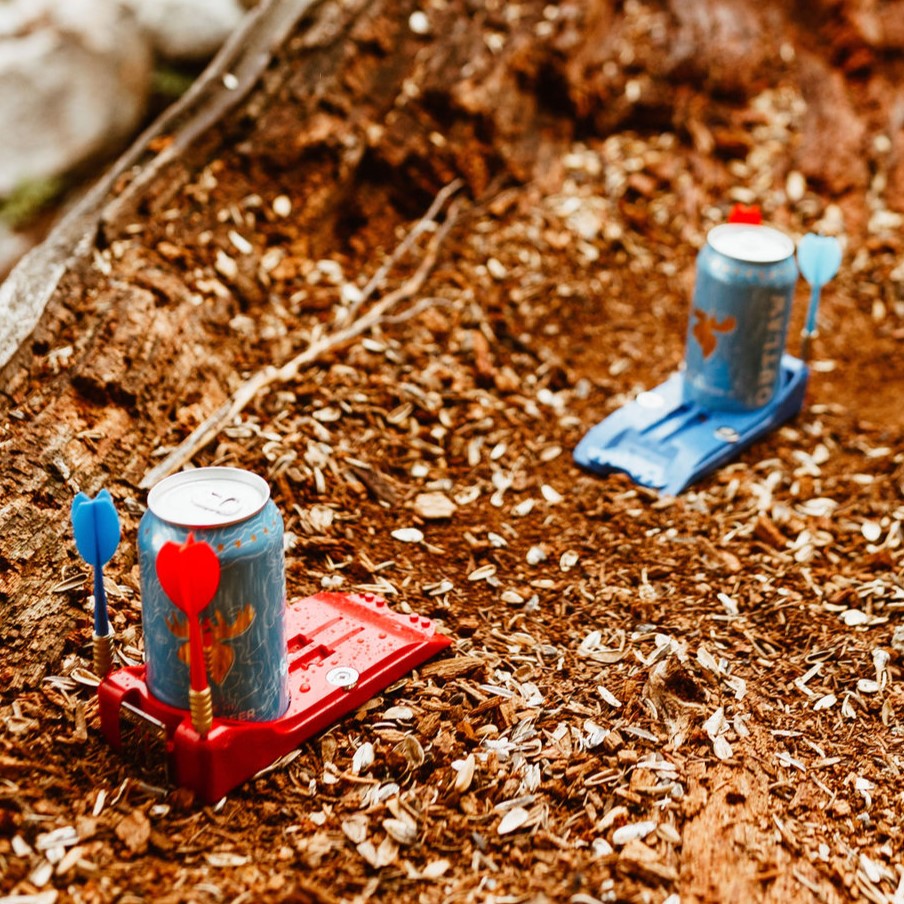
[151,65,196,99]
[0,175,66,228]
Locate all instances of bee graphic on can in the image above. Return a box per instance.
[165,604,256,685]
[691,309,737,359]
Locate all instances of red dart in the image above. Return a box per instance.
[155,534,221,700]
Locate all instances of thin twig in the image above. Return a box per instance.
[343,178,463,323]
[276,204,460,384]
[140,188,462,489]
[381,296,458,325]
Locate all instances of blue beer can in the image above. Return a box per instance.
[138,467,289,721]
[683,223,798,411]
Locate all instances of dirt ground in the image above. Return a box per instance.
[1,0,903,902]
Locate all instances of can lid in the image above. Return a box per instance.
[707,223,795,264]
[148,467,270,528]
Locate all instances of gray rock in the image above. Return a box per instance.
[0,0,152,197]
[119,0,246,62]
[0,224,32,278]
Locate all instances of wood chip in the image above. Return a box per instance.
[342,816,369,845]
[421,859,451,879]
[383,817,418,845]
[114,811,151,855]
[352,742,374,775]
[413,492,457,519]
[453,754,476,793]
[612,821,657,846]
[356,837,398,868]
[497,807,530,836]
[207,852,250,867]
[420,656,484,678]
[468,564,497,581]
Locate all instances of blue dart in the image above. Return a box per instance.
[71,489,121,677]
[797,233,842,360]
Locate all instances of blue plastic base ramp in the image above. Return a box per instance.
[573,355,808,496]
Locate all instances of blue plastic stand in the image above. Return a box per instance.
[573,355,808,495]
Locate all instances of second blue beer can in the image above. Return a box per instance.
[683,223,798,412]
[138,467,289,721]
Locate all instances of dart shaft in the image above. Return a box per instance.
[188,617,208,691]
[805,285,821,335]
[93,569,109,636]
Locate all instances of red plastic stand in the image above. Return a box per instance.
[97,592,450,802]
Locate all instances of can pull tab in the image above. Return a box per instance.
[192,489,242,517]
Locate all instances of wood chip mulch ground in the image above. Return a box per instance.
[1,1,903,902]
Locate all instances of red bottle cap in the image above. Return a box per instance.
[728,203,762,225]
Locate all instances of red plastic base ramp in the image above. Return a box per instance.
[97,592,450,802]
